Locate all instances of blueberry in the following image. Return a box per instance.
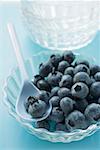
[24,96,37,112]
[71,82,89,99]
[33,75,43,85]
[37,79,51,91]
[56,123,68,132]
[47,70,62,87]
[90,65,100,76]
[59,75,73,88]
[85,103,100,123]
[49,107,64,123]
[39,90,50,103]
[49,54,62,68]
[75,60,89,68]
[36,120,50,130]
[64,67,74,77]
[65,110,87,130]
[27,96,37,104]
[50,86,60,97]
[73,72,91,85]
[63,51,75,64]
[58,87,71,99]
[58,60,70,73]
[74,99,88,112]
[94,72,100,81]
[28,100,47,118]
[90,82,100,98]
[50,96,60,107]
[60,97,75,115]
[39,62,53,77]
[74,64,90,75]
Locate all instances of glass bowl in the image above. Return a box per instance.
[3,51,100,143]
[21,0,99,50]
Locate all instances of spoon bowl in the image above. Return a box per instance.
[16,80,52,122]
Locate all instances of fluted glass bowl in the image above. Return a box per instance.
[3,51,100,143]
[21,0,99,50]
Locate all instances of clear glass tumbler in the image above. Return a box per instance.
[21,0,100,50]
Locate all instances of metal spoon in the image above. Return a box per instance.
[7,23,52,122]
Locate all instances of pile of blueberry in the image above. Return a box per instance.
[25,51,100,132]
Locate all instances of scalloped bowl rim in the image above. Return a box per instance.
[2,51,100,141]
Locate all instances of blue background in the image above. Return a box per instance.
[0,2,100,150]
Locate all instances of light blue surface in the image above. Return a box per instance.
[0,2,100,150]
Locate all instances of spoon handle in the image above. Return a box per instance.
[7,23,29,80]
